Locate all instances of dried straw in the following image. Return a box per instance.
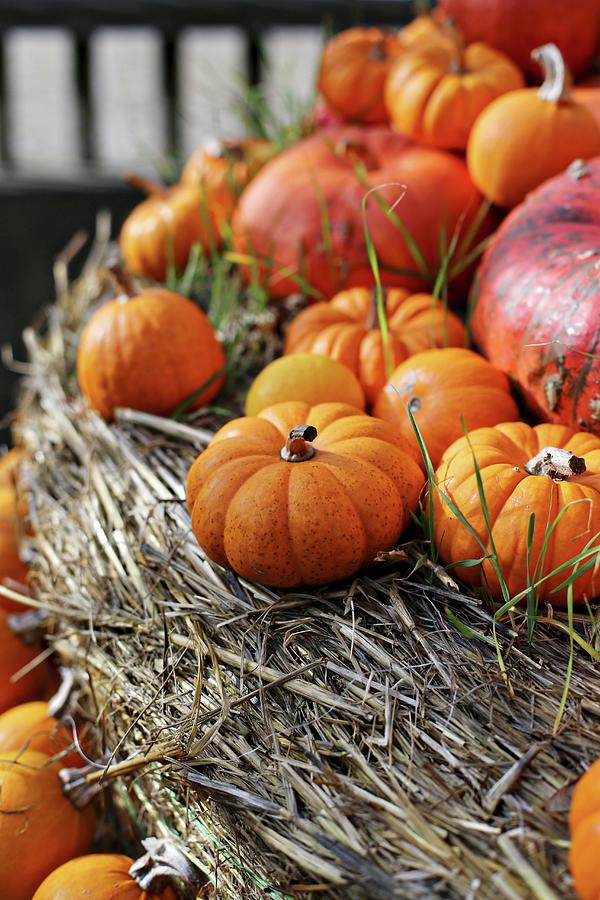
[12,231,599,900]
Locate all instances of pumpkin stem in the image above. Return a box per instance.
[334,138,377,171]
[368,37,387,62]
[533,43,572,102]
[47,666,75,719]
[203,137,244,161]
[524,446,586,480]
[367,288,381,330]
[441,18,465,74]
[280,425,318,462]
[59,761,107,808]
[104,262,136,299]
[129,837,202,892]
[125,173,166,196]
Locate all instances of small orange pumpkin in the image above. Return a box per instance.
[373,347,519,466]
[187,401,424,587]
[33,853,178,900]
[77,279,225,421]
[0,608,50,713]
[0,701,85,768]
[569,758,600,900]
[385,36,524,150]
[430,423,600,604]
[0,750,96,900]
[180,137,275,215]
[467,43,600,207]
[284,288,467,406]
[120,177,223,282]
[245,353,365,417]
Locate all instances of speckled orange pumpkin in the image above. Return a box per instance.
[187,402,424,587]
[284,288,467,405]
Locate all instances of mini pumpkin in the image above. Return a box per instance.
[77,279,225,421]
[245,353,365,417]
[373,347,519,466]
[0,701,85,768]
[284,288,467,406]
[569,757,600,900]
[385,35,524,150]
[430,423,600,604]
[187,401,424,587]
[467,43,600,208]
[120,177,223,282]
[32,853,178,900]
[0,608,50,713]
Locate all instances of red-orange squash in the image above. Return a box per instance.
[430,423,600,605]
[0,608,50,713]
[0,701,85,768]
[77,283,225,421]
[373,347,519,466]
[187,402,424,587]
[120,177,223,282]
[180,137,275,214]
[284,288,467,405]
[233,127,492,300]
[386,38,524,150]
[0,750,96,899]
[467,44,600,208]
[569,758,600,900]
[33,853,178,900]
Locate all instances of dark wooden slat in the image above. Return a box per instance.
[75,35,93,161]
[162,35,178,152]
[0,33,9,164]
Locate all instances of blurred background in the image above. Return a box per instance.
[0,1,415,439]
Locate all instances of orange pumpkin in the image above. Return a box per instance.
[0,608,50,713]
[284,288,467,406]
[430,423,600,605]
[569,758,600,900]
[77,283,225,421]
[0,487,29,608]
[120,177,223,282]
[180,137,275,215]
[0,750,95,900]
[0,448,24,489]
[574,76,600,131]
[187,402,424,587]
[385,37,524,150]
[318,18,449,125]
[245,353,365,417]
[373,347,519,466]
[467,43,600,207]
[33,853,178,900]
[0,701,85,768]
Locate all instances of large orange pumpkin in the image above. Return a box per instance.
[77,284,225,421]
[180,137,275,213]
[0,750,96,899]
[467,44,600,208]
[569,758,600,900]
[430,423,600,605]
[0,608,50,713]
[33,853,178,900]
[187,402,424,587]
[0,701,85,768]
[120,177,223,282]
[373,347,519,466]
[385,38,524,150]
[233,127,492,300]
[574,76,600,131]
[284,288,467,406]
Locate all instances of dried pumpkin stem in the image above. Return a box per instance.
[524,446,586,480]
[442,19,465,74]
[280,426,318,462]
[367,288,380,330]
[104,263,135,299]
[47,666,75,719]
[125,174,166,197]
[533,43,572,102]
[129,837,202,891]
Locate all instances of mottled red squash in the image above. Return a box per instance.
[471,157,600,432]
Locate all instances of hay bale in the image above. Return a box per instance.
[11,236,597,900]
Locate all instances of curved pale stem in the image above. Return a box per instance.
[533,43,572,102]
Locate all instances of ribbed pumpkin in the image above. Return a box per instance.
[471,158,600,432]
[245,353,365,417]
[33,853,178,900]
[373,347,519,466]
[0,701,84,768]
[77,283,225,421]
[438,0,600,79]
[187,402,424,587]
[317,18,447,125]
[233,127,492,300]
[467,44,600,208]
[385,37,524,150]
[0,750,96,900]
[120,178,223,282]
[0,608,50,713]
[430,423,600,604]
[0,486,28,607]
[284,288,467,405]
[569,758,600,900]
